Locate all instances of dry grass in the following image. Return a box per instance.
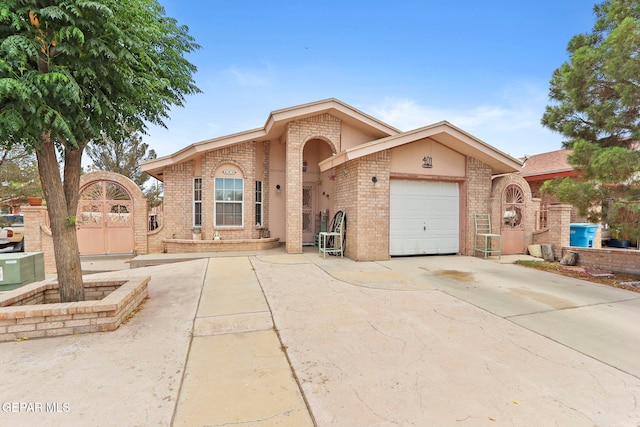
[515,260,640,294]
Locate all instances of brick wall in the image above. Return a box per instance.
[465,157,493,255]
[566,247,640,275]
[261,141,271,236]
[348,152,390,261]
[21,206,55,273]
[285,114,341,253]
[147,224,165,253]
[161,160,195,241]
[162,237,280,253]
[156,142,261,246]
[547,204,573,259]
[333,160,357,257]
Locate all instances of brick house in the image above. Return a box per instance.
[141,99,522,261]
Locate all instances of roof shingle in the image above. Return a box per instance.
[520,149,573,178]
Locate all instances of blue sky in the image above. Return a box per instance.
[145,0,598,160]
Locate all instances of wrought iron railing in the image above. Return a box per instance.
[148,204,163,231]
[535,209,548,231]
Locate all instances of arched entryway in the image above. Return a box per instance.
[301,138,336,245]
[490,174,535,255]
[76,171,148,256]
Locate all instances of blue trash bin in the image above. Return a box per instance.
[570,223,599,247]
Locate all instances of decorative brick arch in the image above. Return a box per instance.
[285,114,342,253]
[78,171,148,255]
[301,134,338,156]
[208,159,248,178]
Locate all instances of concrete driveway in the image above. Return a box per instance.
[0,251,639,426]
[253,252,640,426]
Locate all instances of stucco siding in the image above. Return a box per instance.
[390,138,465,177]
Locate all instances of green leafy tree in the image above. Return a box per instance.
[86,130,157,188]
[0,146,43,205]
[541,0,640,240]
[85,129,164,208]
[0,1,200,301]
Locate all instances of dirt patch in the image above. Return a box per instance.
[515,260,640,293]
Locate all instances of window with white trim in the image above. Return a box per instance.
[255,181,263,226]
[215,177,243,226]
[193,178,202,227]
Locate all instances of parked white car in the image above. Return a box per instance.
[0,214,25,252]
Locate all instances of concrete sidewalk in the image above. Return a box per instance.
[1,253,313,427]
[171,257,312,426]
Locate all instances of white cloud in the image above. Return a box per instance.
[367,83,564,158]
[225,64,273,87]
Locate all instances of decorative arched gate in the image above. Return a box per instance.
[501,184,526,254]
[76,181,135,255]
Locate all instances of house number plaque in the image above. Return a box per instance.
[422,156,433,168]
[222,170,237,175]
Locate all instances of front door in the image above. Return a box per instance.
[501,184,526,254]
[302,184,316,245]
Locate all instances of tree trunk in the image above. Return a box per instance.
[64,145,84,215]
[36,135,84,302]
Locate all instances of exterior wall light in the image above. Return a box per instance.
[276,184,281,193]
[372,176,379,188]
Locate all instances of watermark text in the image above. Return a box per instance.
[2,402,70,413]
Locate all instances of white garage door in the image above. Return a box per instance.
[390,180,459,256]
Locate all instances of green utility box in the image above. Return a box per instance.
[0,252,45,291]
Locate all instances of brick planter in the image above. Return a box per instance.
[0,277,149,342]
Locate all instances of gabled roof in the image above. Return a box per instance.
[519,149,574,180]
[141,99,400,179]
[319,121,523,174]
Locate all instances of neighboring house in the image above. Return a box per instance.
[0,196,42,214]
[520,149,575,200]
[141,98,522,261]
[518,149,583,223]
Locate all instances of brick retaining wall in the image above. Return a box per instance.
[162,237,280,253]
[563,247,640,275]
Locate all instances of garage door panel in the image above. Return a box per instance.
[390,180,459,256]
